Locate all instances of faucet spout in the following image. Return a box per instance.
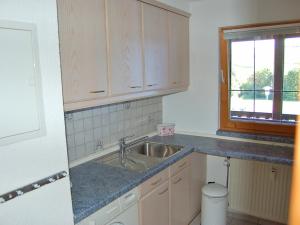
[118,135,148,162]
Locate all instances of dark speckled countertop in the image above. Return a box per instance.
[150,134,294,165]
[70,134,294,223]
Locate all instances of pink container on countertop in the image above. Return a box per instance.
[157,123,175,136]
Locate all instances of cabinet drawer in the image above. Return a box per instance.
[140,169,168,197]
[170,155,191,177]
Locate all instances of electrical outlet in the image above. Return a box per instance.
[96,140,103,151]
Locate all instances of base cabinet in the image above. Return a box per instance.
[139,153,206,225]
[170,167,190,225]
[189,153,207,220]
[139,181,169,225]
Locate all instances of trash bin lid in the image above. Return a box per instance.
[202,183,228,198]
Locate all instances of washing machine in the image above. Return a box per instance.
[105,203,139,225]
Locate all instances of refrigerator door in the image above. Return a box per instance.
[0,0,74,224]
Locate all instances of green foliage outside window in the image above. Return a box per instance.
[236,69,299,100]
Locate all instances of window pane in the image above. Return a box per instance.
[283,37,300,92]
[254,39,275,91]
[231,41,254,90]
[254,91,273,113]
[230,90,254,112]
[282,91,300,115]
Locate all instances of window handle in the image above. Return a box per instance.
[220,70,225,83]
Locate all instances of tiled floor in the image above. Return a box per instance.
[227,212,286,225]
[190,212,286,225]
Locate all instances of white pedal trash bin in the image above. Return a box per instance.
[201,183,228,225]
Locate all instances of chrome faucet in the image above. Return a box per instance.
[119,135,148,162]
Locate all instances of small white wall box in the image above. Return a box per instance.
[0,20,45,146]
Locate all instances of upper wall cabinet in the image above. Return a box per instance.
[168,12,189,89]
[57,0,108,104]
[107,0,144,96]
[57,0,190,111]
[142,3,169,91]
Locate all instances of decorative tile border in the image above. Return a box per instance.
[0,171,67,204]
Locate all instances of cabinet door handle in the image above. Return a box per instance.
[147,83,158,87]
[129,86,142,89]
[89,90,105,93]
[158,188,168,195]
[151,178,162,186]
[179,162,187,168]
[173,178,182,184]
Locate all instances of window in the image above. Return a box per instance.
[220,21,300,137]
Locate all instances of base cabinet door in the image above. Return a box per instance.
[189,153,207,221]
[139,181,169,225]
[170,167,190,225]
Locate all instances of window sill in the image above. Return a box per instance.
[216,129,294,144]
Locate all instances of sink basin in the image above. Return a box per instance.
[129,142,183,158]
[95,142,183,172]
[95,152,149,172]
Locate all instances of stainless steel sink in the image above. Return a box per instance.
[95,152,149,172]
[95,142,183,173]
[129,142,183,158]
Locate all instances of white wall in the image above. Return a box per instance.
[0,0,69,192]
[162,0,300,185]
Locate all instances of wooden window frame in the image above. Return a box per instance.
[219,20,300,137]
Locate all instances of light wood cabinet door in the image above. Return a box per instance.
[57,0,108,104]
[142,3,168,91]
[170,166,190,225]
[139,181,169,225]
[189,153,207,221]
[107,0,144,95]
[168,12,189,89]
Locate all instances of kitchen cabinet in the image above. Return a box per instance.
[170,163,190,225]
[139,153,206,225]
[168,12,190,89]
[107,0,144,95]
[189,153,207,221]
[57,0,191,111]
[142,3,169,91]
[140,169,169,197]
[57,0,108,104]
[139,181,170,225]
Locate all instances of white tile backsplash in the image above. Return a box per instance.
[65,97,163,162]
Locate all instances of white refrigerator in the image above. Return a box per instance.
[0,0,74,224]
